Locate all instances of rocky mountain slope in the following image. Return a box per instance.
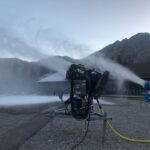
[94,33,150,65]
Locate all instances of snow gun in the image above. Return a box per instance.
[65,64,109,120]
[143,81,150,90]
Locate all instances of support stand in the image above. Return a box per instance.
[49,102,112,146]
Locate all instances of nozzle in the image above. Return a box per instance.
[144,81,150,90]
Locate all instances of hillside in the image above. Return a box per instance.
[94,33,150,65]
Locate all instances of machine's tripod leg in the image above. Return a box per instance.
[96,98,108,145]
[101,112,107,146]
[102,118,107,146]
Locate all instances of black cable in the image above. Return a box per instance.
[71,112,91,150]
[96,99,102,110]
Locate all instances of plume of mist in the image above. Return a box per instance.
[84,55,145,86]
[0,27,92,61]
[35,28,91,58]
[116,79,126,94]
[0,28,48,61]
[38,56,71,76]
[0,27,145,94]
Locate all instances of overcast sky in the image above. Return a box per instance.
[0,0,150,60]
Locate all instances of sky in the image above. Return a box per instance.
[0,0,150,60]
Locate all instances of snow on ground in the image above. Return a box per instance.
[95,99,115,105]
[0,95,115,107]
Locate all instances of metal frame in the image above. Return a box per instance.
[49,104,112,145]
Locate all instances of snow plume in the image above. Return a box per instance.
[0,28,47,61]
[0,27,91,61]
[35,28,91,58]
[84,55,145,86]
[38,56,71,76]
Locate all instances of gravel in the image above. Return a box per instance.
[17,97,150,150]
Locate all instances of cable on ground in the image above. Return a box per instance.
[71,113,91,150]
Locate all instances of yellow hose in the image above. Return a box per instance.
[100,109,150,143]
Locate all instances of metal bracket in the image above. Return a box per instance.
[50,107,112,146]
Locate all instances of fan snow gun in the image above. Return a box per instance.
[65,64,109,120]
[144,81,150,90]
[143,81,150,102]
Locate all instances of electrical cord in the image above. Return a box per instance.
[71,113,91,150]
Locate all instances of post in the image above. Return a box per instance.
[102,112,107,146]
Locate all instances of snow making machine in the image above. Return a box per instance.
[50,64,112,146]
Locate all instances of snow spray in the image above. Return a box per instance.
[38,56,71,76]
[84,55,145,87]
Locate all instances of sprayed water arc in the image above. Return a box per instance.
[0,55,146,107]
[84,55,145,87]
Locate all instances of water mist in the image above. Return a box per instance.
[38,56,71,76]
[84,55,145,87]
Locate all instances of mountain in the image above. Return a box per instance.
[93,33,150,65]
